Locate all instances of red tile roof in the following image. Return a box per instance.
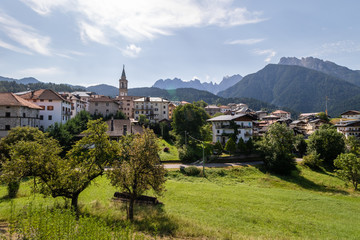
[17,89,68,102]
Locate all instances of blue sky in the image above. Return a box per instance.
[0,0,359,88]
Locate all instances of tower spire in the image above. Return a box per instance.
[121,64,126,79]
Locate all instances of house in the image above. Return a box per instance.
[134,97,169,123]
[105,118,143,141]
[335,120,360,138]
[340,110,360,119]
[219,105,231,113]
[255,110,267,120]
[207,114,255,145]
[168,103,176,120]
[116,96,141,119]
[16,89,71,130]
[272,110,291,119]
[71,91,93,111]
[60,92,87,118]
[298,112,321,122]
[0,93,42,138]
[204,105,221,116]
[88,96,120,117]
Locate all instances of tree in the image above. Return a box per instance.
[107,128,166,220]
[317,112,330,123]
[334,153,360,190]
[307,124,345,166]
[1,120,119,212]
[0,127,51,198]
[237,138,246,153]
[193,100,208,108]
[294,134,307,157]
[171,104,209,145]
[138,114,150,127]
[245,138,254,154]
[256,123,295,174]
[345,136,360,154]
[225,138,236,155]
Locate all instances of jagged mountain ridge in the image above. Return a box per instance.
[152,74,242,94]
[279,56,360,86]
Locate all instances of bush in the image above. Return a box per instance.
[163,147,169,153]
[301,153,323,170]
[180,166,201,176]
[7,181,20,198]
[179,145,202,163]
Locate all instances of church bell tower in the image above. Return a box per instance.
[119,65,128,96]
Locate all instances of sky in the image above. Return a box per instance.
[0,0,360,88]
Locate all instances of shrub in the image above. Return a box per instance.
[301,152,323,170]
[180,166,201,176]
[7,181,20,198]
[179,145,201,163]
[163,147,169,153]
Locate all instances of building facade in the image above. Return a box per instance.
[207,114,255,144]
[134,97,169,123]
[16,89,71,130]
[119,65,128,97]
[0,93,42,137]
[88,96,120,117]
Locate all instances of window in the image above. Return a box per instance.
[48,115,52,120]
[49,100,52,102]
[163,106,166,109]
[5,125,10,130]
[33,100,37,102]
[6,106,10,109]
[40,115,43,120]
[106,103,109,106]
[163,111,166,114]
[47,106,54,110]
[40,99,44,102]
[5,112,10,117]
[40,105,45,110]
[95,103,98,106]
[23,113,26,118]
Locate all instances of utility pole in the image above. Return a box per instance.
[325,96,328,116]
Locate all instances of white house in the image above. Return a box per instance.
[16,89,71,130]
[207,114,255,144]
[335,120,360,138]
[60,92,87,118]
[340,110,360,120]
[134,97,169,123]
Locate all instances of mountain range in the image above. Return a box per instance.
[152,74,242,94]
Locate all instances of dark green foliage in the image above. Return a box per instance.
[180,166,201,176]
[256,123,296,174]
[171,104,209,145]
[7,181,20,198]
[0,80,84,93]
[307,124,345,166]
[178,145,202,163]
[245,138,254,154]
[214,141,223,155]
[317,112,329,123]
[346,136,360,154]
[294,135,307,157]
[237,138,246,153]
[193,100,208,108]
[224,138,236,155]
[301,152,323,170]
[218,64,360,116]
[334,153,360,190]
[102,110,127,121]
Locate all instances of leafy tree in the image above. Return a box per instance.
[46,123,72,155]
[334,153,360,190]
[317,112,330,123]
[294,134,307,157]
[171,104,209,145]
[237,138,246,153]
[0,127,51,198]
[107,128,166,220]
[245,138,254,154]
[138,114,150,127]
[213,141,223,156]
[193,100,208,108]
[307,124,345,166]
[225,138,236,155]
[256,123,295,174]
[301,152,323,170]
[1,120,119,212]
[345,136,360,154]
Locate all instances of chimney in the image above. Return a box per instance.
[111,117,114,131]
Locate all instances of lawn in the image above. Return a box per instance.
[158,138,179,161]
[1,165,360,239]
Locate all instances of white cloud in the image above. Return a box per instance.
[254,49,276,63]
[225,38,264,45]
[0,38,32,54]
[22,0,266,44]
[120,44,142,58]
[19,67,64,76]
[0,10,52,55]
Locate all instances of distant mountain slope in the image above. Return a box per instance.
[218,64,360,115]
[0,80,85,93]
[279,57,360,86]
[0,76,40,84]
[152,74,242,94]
[86,84,118,97]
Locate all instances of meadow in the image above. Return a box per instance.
[0,165,359,239]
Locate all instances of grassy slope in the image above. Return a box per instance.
[1,165,360,239]
[158,138,179,161]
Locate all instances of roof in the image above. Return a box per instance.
[17,89,68,102]
[89,96,119,103]
[134,97,169,103]
[207,114,255,122]
[0,93,42,109]
[272,110,290,114]
[340,110,360,116]
[335,120,360,127]
[299,112,320,117]
[121,65,126,79]
[205,105,220,109]
[262,114,281,119]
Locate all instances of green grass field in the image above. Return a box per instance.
[158,138,179,161]
[1,165,360,239]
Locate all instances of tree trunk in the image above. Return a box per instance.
[128,197,135,221]
[71,193,80,218]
